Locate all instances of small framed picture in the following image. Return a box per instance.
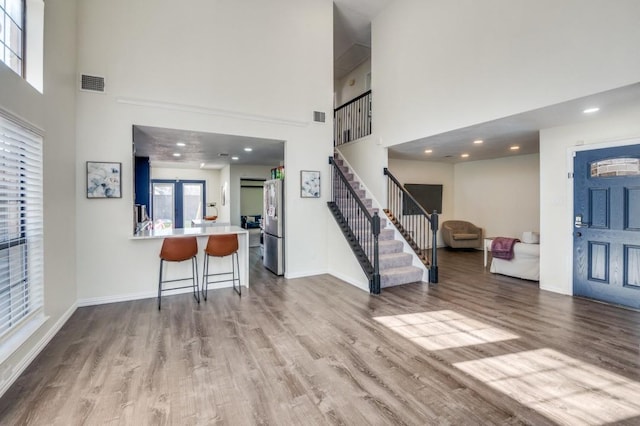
[87,161,122,198]
[300,170,320,198]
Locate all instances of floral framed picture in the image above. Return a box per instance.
[87,161,122,198]
[300,170,320,198]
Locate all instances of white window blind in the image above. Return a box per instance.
[0,114,43,337]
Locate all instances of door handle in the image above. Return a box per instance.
[575,215,590,228]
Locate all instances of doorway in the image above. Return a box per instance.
[573,144,640,308]
[151,179,206,229]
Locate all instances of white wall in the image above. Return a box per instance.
[241,182,264,217]
[539,105,640,295]
[335,58,371,107]
[373,0,640,147]
[75,0,334,302]
[229,165,273,226]
[454,154,540,239]
[337,135,388,204]
[150,166,221,219]
[387,158,454,246]
[0,0,78,396]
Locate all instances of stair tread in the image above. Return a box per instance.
[379,251,411,259]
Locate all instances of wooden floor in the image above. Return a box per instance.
[3,249,640,425]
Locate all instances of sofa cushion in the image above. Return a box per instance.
[453,233,479,240]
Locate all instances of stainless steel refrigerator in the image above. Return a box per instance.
[263,179,284,275]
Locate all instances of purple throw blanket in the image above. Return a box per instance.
[491,237,520,260]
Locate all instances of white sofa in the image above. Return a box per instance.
[490,236,540,281]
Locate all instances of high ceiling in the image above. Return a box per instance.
[333,0,393,80]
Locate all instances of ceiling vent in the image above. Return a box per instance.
[218,153,230,158]
[313,111,326,123]
[80,74,105,93]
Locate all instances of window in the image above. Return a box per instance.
[0,0,25,77]
[0,113,43,338]
[151,180,205,229]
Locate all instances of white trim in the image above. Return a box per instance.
[564,136,640,296]
[328,271,369,292]
[116,97,309,128]
[0,302,76,398]
[0,311,47,366]
[285,269,328,280]
[77,282,247,307]
[0,107,44,136]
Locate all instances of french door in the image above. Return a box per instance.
[573,144,640,308]
[151,180,205,229]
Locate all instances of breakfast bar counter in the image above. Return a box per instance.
[132,225,250,289]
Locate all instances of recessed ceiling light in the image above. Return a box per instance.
[200,163,205,168]
[176,142,186,147]
[473,140,483,144]
[173,153,181,157]
[244,147,253,152]
[461,153,469,158]
[510,146,520,150]
[231,156,239,160]
[583,107,600,114]
[425,149,433,154]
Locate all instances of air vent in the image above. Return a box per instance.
[218,153,229,157]
[80,74,105,92]
[313,111,326,123]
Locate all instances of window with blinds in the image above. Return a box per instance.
[0,114,43,338]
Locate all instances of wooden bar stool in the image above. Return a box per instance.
[158,236,200,310]
[202,234,241,299]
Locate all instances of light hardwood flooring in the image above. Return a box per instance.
[2,248,640,425]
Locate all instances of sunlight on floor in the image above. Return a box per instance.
[454,348,640,425]
[373,310,519,350]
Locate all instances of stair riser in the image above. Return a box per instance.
[380,270,423,287]
[333,188,366,199]
[334,198,373,208]
[379,254,413,269]
[378,241,403,254]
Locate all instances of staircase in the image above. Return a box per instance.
[330,155,424,289]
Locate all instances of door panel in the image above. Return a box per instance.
[152,182,175,229]
[182,183,203,228]
[574,144,640,308]
[151,180,205,229]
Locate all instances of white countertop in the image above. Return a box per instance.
[132,225,248,240]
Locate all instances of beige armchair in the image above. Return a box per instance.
[441,220,483,249]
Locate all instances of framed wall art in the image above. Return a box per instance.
[87,161,122,198]
[300,170,320,198]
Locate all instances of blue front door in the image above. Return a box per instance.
[573,144,640,308]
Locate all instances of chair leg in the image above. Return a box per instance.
[192,256,200,303]
[233,252,241,296]
[158,259,164,310]
[202,254,209,301]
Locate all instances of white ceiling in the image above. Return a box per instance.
[133,125,284,169]
[333,0,393,80]
[389,82,640,163]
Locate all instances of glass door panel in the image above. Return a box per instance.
[152,182,174,229]
[182,183,203,228]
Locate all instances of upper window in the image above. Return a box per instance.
[0,0,24,77]
[590,158,640,178]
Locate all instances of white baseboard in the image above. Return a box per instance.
[78,290,162,307]
[77,283,246,307]
[285,269,328,280]
[0,302,77,398]
[328,271,369,292]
